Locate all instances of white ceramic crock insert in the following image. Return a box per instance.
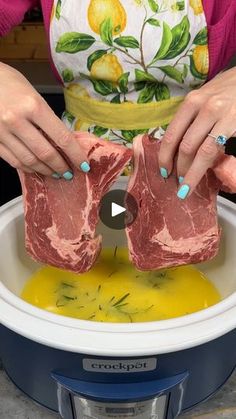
[0,189,236,356]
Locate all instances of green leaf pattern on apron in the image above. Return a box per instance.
[56,33,96,53]
[148,0,159,13]
[55,0,61,20]
[61,68,74,83]
[50,0,209,146]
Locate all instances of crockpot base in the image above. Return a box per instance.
[0,325,235,416]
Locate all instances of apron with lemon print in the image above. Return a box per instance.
[50,0,209,151]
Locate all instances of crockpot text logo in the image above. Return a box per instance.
[83,358,157,373]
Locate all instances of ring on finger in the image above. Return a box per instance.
[207,133,228,147]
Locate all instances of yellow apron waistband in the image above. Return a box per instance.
[64,87,184,130]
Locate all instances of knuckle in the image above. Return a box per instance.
[57,131,71,149]
[179,139,195,157]
[21,153,38,167]
[13,161,24,170]
[24,95,40,116]
[162,127,176,146]
[1,110,17,126]
[37,147,55,163]
[205,97,224,113]
[185,90,200,108]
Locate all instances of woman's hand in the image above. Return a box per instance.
[0,63,90,179]
[158,67,236,199]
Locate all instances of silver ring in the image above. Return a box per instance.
[208,133,228,146]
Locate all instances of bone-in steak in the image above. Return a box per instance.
[18,133,132,273]
[126,135,221,270]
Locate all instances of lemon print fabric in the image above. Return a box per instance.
[67,83,90,98]
[192,44,209,77]
[90,54,123,83]
[21,248,221,323]
[88,0,126,35]
[50,0,209,143]
[190,0,203,15]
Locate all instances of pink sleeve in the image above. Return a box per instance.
[0,0,38,36]
[203,0,236,79]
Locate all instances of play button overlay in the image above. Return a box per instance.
[99,189,138,230]
[112,202,126,217]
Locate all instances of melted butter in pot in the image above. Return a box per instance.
[21,248,221,323]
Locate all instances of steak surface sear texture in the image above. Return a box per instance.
[126,134,221,271]
[19,133,132,273]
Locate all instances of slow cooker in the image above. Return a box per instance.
[0,189,236,419]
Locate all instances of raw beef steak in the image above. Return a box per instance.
[126,134,221,270]
[19,133,132,273]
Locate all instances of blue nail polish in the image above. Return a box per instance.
[80,161,90,173]
[160,167,168,179]
[63,170,73,180]
[179,176,184,184]
[177,184,190,200]
[52,172,61,179]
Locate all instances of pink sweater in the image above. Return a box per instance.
[0,0,236,81]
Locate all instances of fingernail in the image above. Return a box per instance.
[80,161,90,173]
[177,184,190,200]
[62,170,73,180]
[52,172,61,179]
[160,167,168,179]
[178,176,184,184]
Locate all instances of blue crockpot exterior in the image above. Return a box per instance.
[0,324,236,416]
